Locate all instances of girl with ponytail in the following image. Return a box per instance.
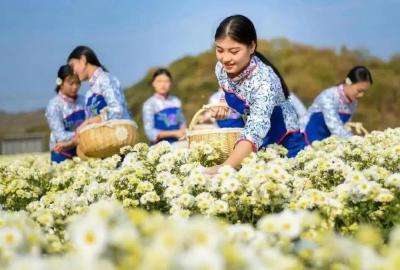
[302,66,372,144]
[207,15,306,174]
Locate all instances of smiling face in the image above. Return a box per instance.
[215,36,256,76]
[344,81,370,101]
[152,73,172,96]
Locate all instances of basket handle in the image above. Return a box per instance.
[188,103,232,131]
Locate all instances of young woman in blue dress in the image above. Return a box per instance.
[207,15,306,174]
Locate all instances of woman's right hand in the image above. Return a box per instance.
[175,128,186,139]
[210,106,230,120]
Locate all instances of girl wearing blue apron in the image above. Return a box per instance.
[208,89,245,128]
[45,65,85,163]
[302,66,372,144]
[207,15,306,174]
[142,68,186,144]
[67,46,131,129]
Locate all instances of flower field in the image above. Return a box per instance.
[1,128,400,269]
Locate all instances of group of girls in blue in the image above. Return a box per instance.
[45,46,131,163]
[46,15,373,173]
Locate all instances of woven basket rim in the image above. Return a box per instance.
[187,127,243,136]
[79,119,138,134]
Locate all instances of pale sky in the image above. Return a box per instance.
[0,0,399,112]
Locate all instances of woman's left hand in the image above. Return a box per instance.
[210,106,229,120]
[204,165,221,176]
[54,141,72,153]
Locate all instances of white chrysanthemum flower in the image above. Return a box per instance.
[179,163,197,175]
[345,170,367,184]
[220,177,240,193]
[335,183,352,200]
[374,188,394,203]
[36,212,54,227]
[70,217,108,257]
[188,168,208,187]
[276,210,302,239]
[140,191,160,204]
[207,175,221,192]
[164,186,183,200]
[385,173,400,188]
[173,148,190,162]
[267,163,286,179]
[213,200,229,214]
[194,195,214,213]
[156,171,174,184]
[257,215,279,235]
[136,181,155,193]
[309,189,328,205]
[217,165,236,178]
[355,180,378,196]
[88,200,124,222]
[0,227,23,250]
[170,208,191,219]
[159,153,176,165]
[164,175,182,188]
[176,193,195,208]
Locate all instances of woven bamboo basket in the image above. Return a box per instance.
[78,119,138,158]
[191,123,218,130]
[187,104,243,163]
[76,145,89,161]
[345,122,369,136]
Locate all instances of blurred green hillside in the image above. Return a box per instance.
[125,38,400,142]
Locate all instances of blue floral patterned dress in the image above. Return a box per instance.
[45,93,85,163]
[302,84,356,144]
[215,55,306,157]
[86,67,131,120]
[142,94,186,144]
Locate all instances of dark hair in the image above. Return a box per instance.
[215,15,290,99]
[55,65,80,93]
[152,68,172,82]
[346,66,373,85]
[67,45,107,72]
